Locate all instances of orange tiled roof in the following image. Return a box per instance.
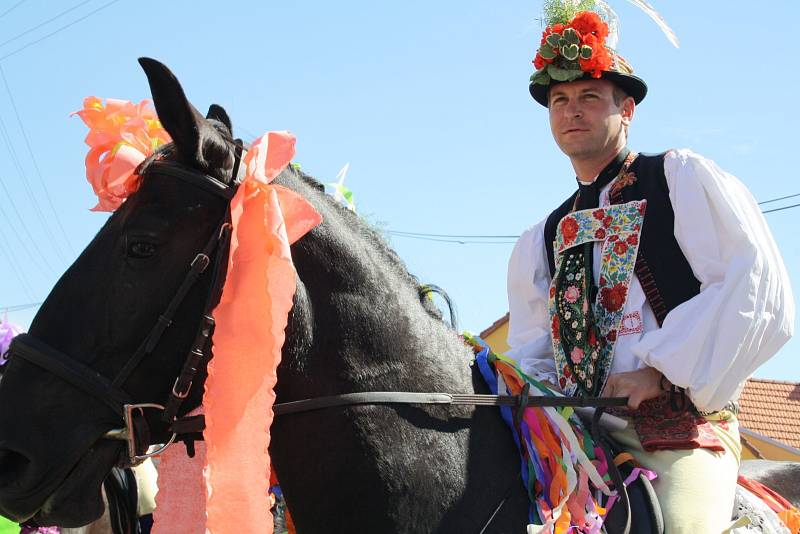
[738,378,800,449]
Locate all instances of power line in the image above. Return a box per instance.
[0,301,41,313]
[389,233,517,245]
[387,194,800,243]
[0,65,75,256]
[0,114,59,273]
[0,102,68,263]
[0,216,37,301]
[0,0,28,20]
[762,203,800,215]
[0,0,123,62]
[389,230,519,239]
[0,0,93,50]
[758,193,800,206]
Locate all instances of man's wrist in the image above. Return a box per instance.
[659,372,671,392]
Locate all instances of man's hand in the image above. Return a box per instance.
[601,367,665,410]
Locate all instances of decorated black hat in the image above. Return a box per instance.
[529,1,676,107]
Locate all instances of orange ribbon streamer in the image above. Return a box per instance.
[152,131,321,533]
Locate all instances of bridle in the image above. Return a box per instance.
[8,145,245,468]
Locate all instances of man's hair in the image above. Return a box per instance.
[612,85,629,106]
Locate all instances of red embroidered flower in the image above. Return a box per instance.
[551,315,560,341]
[594,228,606,240]
[603,216,613,228]
[559,376,567,389]
[570,346,585,364]
[563,364,571,378]
[588,329,597,346]
[638,201,647,215]
[561,217,579,245]
[608,235,618,242]
[607,329,617,342]
[549,286,556,298]
[626,234,638,246]
[613,241,628,255]
[599,275,607,286]
[600,283,628,312]
[593,209,605,220]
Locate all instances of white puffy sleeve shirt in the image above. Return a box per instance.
[506,149,795,412]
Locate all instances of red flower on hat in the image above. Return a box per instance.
[579,34,613,78]
[600,283,628,312]
[571,11,609,41]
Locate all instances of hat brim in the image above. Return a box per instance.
[529,71,647,107]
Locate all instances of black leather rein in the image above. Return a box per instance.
[7,153,629,471]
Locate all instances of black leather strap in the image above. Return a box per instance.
[10,334,132,417]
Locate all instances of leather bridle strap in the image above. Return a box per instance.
[272,391,629,416]
[10,333,132,417]
[111,218,229,389]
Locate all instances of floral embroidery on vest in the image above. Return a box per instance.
[549,200,646,396]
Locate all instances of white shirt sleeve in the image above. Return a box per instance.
[506,220,558,384]
[630,149,795,412]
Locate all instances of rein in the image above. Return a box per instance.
[7,152,630,476]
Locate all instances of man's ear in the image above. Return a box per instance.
[621,96,635,126]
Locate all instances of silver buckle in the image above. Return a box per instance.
[102,403,177,466]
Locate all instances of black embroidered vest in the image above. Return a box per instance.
[543,152,701,325]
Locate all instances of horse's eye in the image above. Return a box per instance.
[127,241,158,259]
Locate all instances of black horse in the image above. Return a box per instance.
[0,58,796,534]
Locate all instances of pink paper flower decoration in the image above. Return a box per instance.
[0,315,23,366]
[72,97,171,212]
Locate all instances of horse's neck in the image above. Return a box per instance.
[270,177,528,532]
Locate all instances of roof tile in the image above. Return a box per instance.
[738,378,800,449]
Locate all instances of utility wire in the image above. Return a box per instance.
[0,301,41,313]
[0,105,67,263]
[0,217,37,301]
[762,203,800,215]
[758,193,800,206]
[388,193,800,243]
[0,115,59,273]
[0,0,92,49]
[0,65,75,255]
[0,0,28,20]
[0,0,123,62]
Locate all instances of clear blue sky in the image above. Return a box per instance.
[0,0,798,381]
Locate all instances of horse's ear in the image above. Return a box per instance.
[138,57,205,163]
[206,104,232,134]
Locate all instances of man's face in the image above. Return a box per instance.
[548,79,633,162]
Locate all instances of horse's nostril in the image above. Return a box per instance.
[0,449,32,484]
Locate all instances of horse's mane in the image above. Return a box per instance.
[285,163,424,295]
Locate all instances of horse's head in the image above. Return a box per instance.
[0,58,240,527]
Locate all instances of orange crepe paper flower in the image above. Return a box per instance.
[72,97,170,212]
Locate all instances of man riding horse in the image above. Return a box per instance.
[505,5,795,533]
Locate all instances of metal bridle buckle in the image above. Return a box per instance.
[103,403,177,467]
